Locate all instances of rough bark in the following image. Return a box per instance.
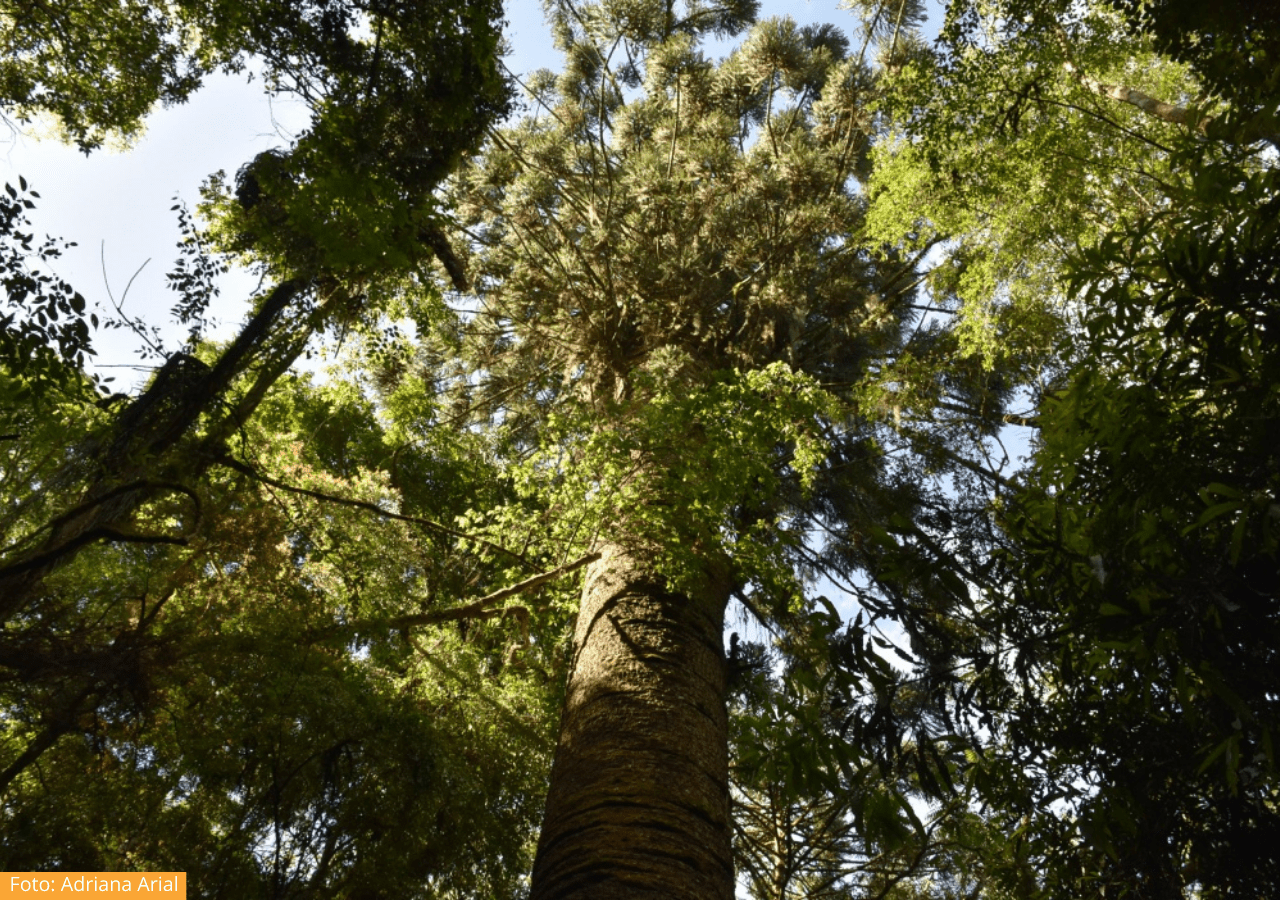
[530,543,735,900]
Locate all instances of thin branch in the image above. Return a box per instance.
[732,588,780,637]
[886,0,911,69]
[380,551,600,631]
[1001,412,1038,428]
[215,454,529,565]
[940,445,1017,493]
[935,401,1039,429]
[410,636,549,746]
[101,243,163,356]
[666,77,680,180]
[1025,91,1176,155]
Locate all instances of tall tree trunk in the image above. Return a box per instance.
[530,543,735,900]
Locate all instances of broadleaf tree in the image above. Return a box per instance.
[2,0,520,891]
[860,0,1280,896]
[2,366,559,896]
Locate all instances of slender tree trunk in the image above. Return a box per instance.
[1055,28,1280,149]
[530,543,735,900]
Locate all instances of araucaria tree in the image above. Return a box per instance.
[438,2,936,896]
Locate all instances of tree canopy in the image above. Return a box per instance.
[2,0,1277,898]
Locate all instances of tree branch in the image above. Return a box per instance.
[939,445,1018,493]
[0,480,200,559]
[309,552,599,645]
[1054,29,1280,149]
[214,453,530,566]
[382,551,600,630]
[0,527,189,578]
[935,400,1039,429]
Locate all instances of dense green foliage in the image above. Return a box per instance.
[0,177,95,418]
[1,370,558,896]
[0,0,508,157]
[1,1,524,895]
[2,0,1278,897]
[858,1,1280,897]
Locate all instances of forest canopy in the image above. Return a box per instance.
[1,1,1277,898]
